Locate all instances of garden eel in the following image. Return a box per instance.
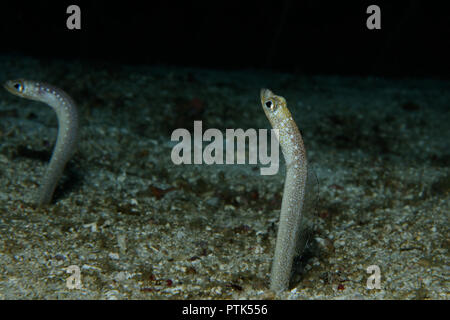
[260,88,307,292]
[4,79,78,207]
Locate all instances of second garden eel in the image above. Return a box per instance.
[4,79,78,207]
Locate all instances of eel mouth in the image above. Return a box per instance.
[260,88,273,102]
[3,79,23,96]
[3,80,12,91]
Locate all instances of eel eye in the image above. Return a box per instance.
[265,100,275,110]
[14,83,24,93]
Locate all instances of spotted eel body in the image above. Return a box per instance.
[260,88,307,292]
[4,79,78,206]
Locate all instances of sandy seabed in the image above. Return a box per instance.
[0,56,448,299]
